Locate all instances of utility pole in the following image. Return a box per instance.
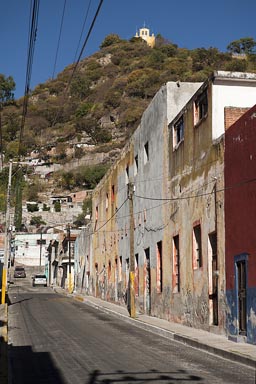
[39,231,43,267]
[128,181,135,318]
[67,224,72,293]
[1,160,12,304]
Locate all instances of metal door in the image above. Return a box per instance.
[237,260,247,335]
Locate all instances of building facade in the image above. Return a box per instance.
[75,71,256,339]
[225,104,256,344]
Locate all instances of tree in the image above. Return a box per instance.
[0,74,15,105]
[227,37,256,55]
[100,34,122,48]
[54,201,61,212]
[30,215,46,226]
[73,198,92,227]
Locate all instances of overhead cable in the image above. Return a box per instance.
[73,0,92,62]
[51,0,104,126]
[18,0,40,156]
[52,0,67,79]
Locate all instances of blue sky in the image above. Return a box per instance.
[1,0,256,98]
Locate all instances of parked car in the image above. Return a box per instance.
[32,274,47,287]
[14,266,26,278]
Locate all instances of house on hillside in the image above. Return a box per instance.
[225,104,256,344]
[75,70,256,342]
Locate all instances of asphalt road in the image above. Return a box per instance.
[7,277,256,384]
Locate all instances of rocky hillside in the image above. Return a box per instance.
[1,34,256,218]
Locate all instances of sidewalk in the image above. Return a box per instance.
[57,288,256,369]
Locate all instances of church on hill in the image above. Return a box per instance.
[135,25,155,48]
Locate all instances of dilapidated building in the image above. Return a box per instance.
[75,71,256,339]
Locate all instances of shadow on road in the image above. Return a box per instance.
[8,297,32,306]
[86,368,203,383]
[9,344,65,384]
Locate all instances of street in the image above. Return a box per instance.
[7,277,256,384]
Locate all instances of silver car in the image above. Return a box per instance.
[32,274,47,287]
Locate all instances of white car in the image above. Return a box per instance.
[32,274,47,287]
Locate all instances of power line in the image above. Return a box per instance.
[51,0,104,126]
[73,0,92,63]
[52,0,67,80]
[18,0,40,157]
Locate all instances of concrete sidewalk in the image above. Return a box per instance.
[58,288,256,369]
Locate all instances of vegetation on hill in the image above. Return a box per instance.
[1,35,256,162]
[0,34,256,225]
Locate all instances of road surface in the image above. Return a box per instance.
[7,276,256,384]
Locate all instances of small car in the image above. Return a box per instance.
[14,266,26,278]
[32,274,47,287]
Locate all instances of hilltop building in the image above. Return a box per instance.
[135,26,155,48]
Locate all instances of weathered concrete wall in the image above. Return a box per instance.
[89,81,202,313]
[75,73,256,339]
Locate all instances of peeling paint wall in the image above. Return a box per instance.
[74,72,256,340]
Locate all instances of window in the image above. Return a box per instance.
[119,256,122,282]
[111,185,115,203]
[108,260,111,281]
[105,193,109,211]
[95,206,98,231]
[156,241,163,293]
[173,115,184,148]
[125,165,129,184]
[193,224,202,269]
[173,235,180,293]
[194,89,208,125]
[134,154,138,176]
[135,253,139,296]
[125,258,130,288]
[144,141,149,164]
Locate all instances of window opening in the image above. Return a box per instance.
[193,224,202,269]
[144,141,149,164]
[135,253,139,296]
[134,154,138,176]
[156,241,163,293]
[194,90,208,125]
[173,115,184,148]
[173,235,180,293]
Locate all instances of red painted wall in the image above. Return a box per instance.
[225,105,256,289]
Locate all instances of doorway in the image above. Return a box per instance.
[236,258,247,336]
[144,248,151,315]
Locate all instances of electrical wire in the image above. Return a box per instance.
[52,0,67,80]
[73,0,92,63]
[94,196,129,234]
[51,0,104,126]
[18,0,40,157]
[134,175,256,202]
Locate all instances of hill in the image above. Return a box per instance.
[1,34,256,226]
